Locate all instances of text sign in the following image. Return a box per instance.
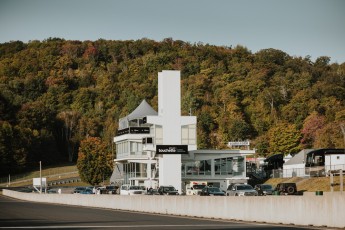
[33,178,47,186]
[156,145,188,154]
[228,141,250,146]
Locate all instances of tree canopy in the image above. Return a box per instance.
[0,38,344,176]
[77,137,113,185]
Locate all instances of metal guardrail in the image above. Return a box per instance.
[0,171,79,187]
[0,166,78,184]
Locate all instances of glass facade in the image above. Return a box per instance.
[123,162,147,184]
[181,156,245,177]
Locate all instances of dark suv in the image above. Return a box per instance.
[158,186,179,195]
[106,185,118,194]
[275,183,297,195]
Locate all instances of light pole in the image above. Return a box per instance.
[39,161,42,194]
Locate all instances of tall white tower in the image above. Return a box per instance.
[147,70,196,193]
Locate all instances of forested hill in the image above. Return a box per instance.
[0,38,344,175]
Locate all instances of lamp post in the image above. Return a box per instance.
[39,161,42,194]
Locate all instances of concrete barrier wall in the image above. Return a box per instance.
[3,189,345,228]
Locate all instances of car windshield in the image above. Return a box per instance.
[129,186,141,190]
[262,185,273,189]
[208,187,221,193]
[193,185,206,189]
[237,185,253,190]
[164,187,175,191]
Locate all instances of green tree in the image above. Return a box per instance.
[267,122,301,156]
[77,137,113,185]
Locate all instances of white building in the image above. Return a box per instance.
[110,70,255,192]
[282,149,313,178]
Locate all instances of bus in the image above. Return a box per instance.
[305,149,345,177]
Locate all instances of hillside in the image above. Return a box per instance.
[0,38,345,177]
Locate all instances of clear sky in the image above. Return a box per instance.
[1,0,344,63]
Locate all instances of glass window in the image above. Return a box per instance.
[155,125,163,144]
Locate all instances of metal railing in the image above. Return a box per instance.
[267,164,345,178]
[0,165,78,185]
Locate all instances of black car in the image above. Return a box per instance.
[200,186,225,196]
[275,183,297,195]
[158,186,179,195]
[106,185,118,194]
[254,184,274,196]
[73,187,86,194]
[146,188,160,195]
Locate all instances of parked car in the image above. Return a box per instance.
[106,185,118,194]
[120,184,145,195]
[274,183,297,195]
[146,188,160,195]
[200,186,225,196]
[73,187,86,194]
[157,186,179,195]
[95,186,107,194]
[47,188,58,194]
[254,184,274,196]
[226,184,258,196]
[80,188,94,194]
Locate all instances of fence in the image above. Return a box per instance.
[266,164,345,178]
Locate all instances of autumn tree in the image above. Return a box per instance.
[300,112,326,148]
[267,122,301,156]
[77,137,113,185]
[314,122,344,148]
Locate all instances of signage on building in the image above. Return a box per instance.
[156,145,188,154]
[228,141,250,147]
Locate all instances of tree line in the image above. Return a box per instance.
[0,37,344,177]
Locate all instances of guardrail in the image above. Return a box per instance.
[0,166,78,184]
[0,171,79,187]
[3,189,345,228]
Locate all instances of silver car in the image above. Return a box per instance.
[226,184,258,196]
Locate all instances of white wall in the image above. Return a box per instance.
[325,154,345,171]
[3,190,345,228]
[283,164,306,178]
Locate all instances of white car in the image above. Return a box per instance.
[120,184,145,195]
[226,184,258,196]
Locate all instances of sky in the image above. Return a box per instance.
[1,0,344,63]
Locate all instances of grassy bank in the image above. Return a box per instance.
[266,176,345,192]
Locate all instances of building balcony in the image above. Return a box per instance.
[117,127,150,136]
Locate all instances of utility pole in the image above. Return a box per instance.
[39,161,42,194]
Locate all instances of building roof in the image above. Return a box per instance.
[119,100,157,129]
[284,149,314,165]
[127,99,157,120]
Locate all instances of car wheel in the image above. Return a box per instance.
[287,186,295,194]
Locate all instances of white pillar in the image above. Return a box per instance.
[158,71,182,192]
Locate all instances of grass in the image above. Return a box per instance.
[0,163,79,187]
[265,175,345,192]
